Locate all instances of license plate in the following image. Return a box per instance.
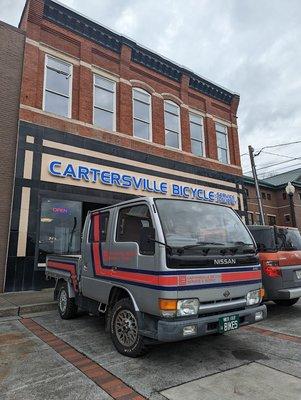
[296,270,301,280]
[218,314,240,333]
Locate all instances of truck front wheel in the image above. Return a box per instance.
[58,283,78,319]
[110,298,147,357]
[273,298,300,307]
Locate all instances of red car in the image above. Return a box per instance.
[249,225,301,306]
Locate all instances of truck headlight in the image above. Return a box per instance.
[177,299,199,317]
[246,289,262,306]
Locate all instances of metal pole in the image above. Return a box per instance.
[248,145,265,225]
[289,193,296,227]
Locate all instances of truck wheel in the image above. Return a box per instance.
[273,298,300,306]
[58,283,78,319]
[110,298,147,357]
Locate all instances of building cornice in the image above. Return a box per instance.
[43,0,238,106]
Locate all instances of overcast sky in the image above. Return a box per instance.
[1,0,301,177]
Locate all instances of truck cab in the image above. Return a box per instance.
[248,225,301,306]
[46,197,267,357]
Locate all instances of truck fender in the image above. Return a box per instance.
[55,278,76,299]
[109,284,140,312]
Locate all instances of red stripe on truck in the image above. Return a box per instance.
[47,260,78,292]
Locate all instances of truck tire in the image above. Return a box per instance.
[273,298,300,307]
[110,298,148,357]
[58,283,78,319]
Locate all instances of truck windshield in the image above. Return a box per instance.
[276,227,301,251]
[155,199,254,251]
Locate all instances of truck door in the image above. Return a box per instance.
[81,210,112,300]
[110,203,156,271]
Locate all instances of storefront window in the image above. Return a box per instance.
[38,199,82,264]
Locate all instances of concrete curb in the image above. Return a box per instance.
[19,301,57,316]
[0,306,19,317]
[0,301,57,318]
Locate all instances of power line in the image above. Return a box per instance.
[261,150,298,160]
[254,140,301,156]
[244,156,301,174]
[256,162,301,176]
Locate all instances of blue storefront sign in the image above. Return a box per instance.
[48,160,237,206]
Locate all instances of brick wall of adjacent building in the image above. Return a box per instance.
[18,0,242,178]
[0,22,25,292]
[244,182,301,229]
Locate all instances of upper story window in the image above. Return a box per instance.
[93,74,116,131]
[262,192,266,199]
[189,113,205,157]
[44,55,72,118]
[132,88,152,141]
[164,101,181,149]
[215,122,229,164]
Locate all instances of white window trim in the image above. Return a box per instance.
[189,111,206,157]
[132,87,152,142]
[43,54,73,119]
[216,122,230,164]
[93,73,116,132]
[164,100,182,150]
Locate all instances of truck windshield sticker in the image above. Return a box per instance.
[48,159,237,206]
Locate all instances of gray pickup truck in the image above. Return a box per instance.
[46,197,267,357]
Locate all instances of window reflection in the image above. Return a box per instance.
[38,199,82,263]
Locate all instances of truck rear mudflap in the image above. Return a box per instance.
[155,304,267,342]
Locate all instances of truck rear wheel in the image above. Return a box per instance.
[273,298,300,306]
[58,283,78,319]
[110,298,147,357]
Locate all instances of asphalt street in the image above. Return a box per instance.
[1,301,300,400]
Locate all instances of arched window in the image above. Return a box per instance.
[164,100,181,149]
[132,88,152,141]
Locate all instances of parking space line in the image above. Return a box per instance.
[20,318,146,400]
[242,325,301,344]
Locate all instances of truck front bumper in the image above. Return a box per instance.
[155,304,267,342]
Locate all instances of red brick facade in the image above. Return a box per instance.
[0,22,25,292]
[244,181,301,229]
[19,0,242,177]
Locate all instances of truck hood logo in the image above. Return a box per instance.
[214,258,236,265]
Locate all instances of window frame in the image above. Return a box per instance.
[164,100,182,150]
[284,214,291,223]
[115,203,155,255]
[132,87,152,142]
[93,73,116,131]
[247,211,254,225]
[267,214,276,226]
[43,54,73,118]
[189,111,205,157]
[215,122,230,164]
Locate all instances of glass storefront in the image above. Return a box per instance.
[38,198,82,264]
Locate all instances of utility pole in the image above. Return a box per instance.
[248,145,265,225]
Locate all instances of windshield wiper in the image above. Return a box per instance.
[148,237,173,253]
[177,241,224,255]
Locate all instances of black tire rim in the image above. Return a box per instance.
[115,309,138,347]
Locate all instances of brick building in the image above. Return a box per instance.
[2,0,245,292]
[0,22,25,293]
[243,168,301,229]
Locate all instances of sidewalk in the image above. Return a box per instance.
[0,288,56,318]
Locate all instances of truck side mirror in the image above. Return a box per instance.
[139,227,156,255]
